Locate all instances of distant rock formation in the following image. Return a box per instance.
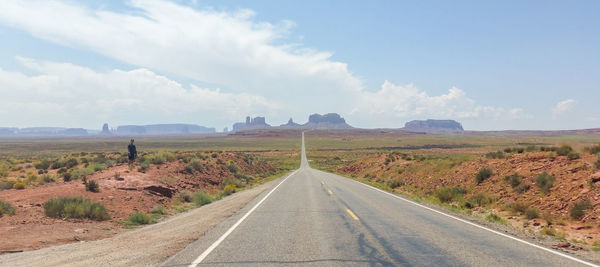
[303,113,353,129]
[279,118,301,128]
[403,119,464,133]
[0,127,89,136]
[116,124,215,135]
[232,116,271,131]
[232,113,353,132]
[101,123,112,135]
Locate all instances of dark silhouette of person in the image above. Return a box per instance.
[128,139,137,165]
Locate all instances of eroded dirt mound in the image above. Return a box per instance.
[0,152,274,252]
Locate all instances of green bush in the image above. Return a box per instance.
[505,173,521,188]
[535,172,555,194]
[86,180,100,193]
[509,201,529,214]
[34,159,50,170]
[71,168,94,180]
[465,193,495,208]
[192,192,212,206]
[0,181,14,190]
[0,200,16,216]
[556,145,573,156]
[177,190,193,202]
[584,144,600,155]
[226,162,239,173]
[514,183,531,194]
[222,177,243,188]
[476,168,493,184]
[386,178,404,189]
[63,173,72,182]
[567,152,580,160]
[222,184,237,196]
[41,174,55,184]
[90,163,107,172]
[570,200,592,220]
[485,151,505,159]
[127,212,152,225]
[43,197,110,221]
[486,213,506,224]
[151,205,168,215]
[234,173,251,183]
[138,161,150,173]
[187,159,203,173]
[525,208,540,219]
[13,181,25,189]
[434,186,467,203]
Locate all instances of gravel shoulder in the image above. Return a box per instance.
[0,174,286,267]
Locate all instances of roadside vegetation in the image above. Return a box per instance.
[43,197,110,221]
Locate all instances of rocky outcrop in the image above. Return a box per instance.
[279,118,301,128]
[403,119,464,133]
[303,113,353,129]
[232,116,271,131]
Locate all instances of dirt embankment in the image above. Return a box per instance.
[336,151,600,249]
[0,152,274,252]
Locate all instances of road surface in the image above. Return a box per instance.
[162,133,596,267]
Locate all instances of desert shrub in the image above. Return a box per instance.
[556,145,573,156]
[71,168,94,180]
[567,152,580,160]
[584,144,600,155]
[476,168,493,184]
[192,191,212,206]
[43,197,110,221]
[58,167,68,174]
[177,190,193,203]
[138,161,150,173]
[226,162,239,173]
[505,173,521,188]
[90,163,107,172]
[504,147,513,153]
[465,193,495,208]
[595,153,600,170]
[41,174,55,184]
[525,145,538,152]
[128,212,152,225]
[151,205,168,215]
[187,159,203,173]
[386,178,404,189]
[222,184,237,196]
[535,172,555,194]
[0,181,13,190]
[234,173,250,183]
[85,180,100,193]
[63,172,72,182]
[34,159,50,170]
[183,165,194,174]
[485,151,505,159]
[540,227,556,236]
[434,186,467,203]
[222,177,243,188]
[542,212,554,225]
[514,183,531,194]
[509,201,529,214]
[525,208,540,219]
[0,200,16,216]
[486,213,506,224]
[13,181,25,189]
[570,200,592,220]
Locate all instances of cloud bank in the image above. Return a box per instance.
[0,0,525,129]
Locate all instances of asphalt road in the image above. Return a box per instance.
[162,133,596,267]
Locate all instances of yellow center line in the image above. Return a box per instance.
[346,208,359,221]
[327,189,333,195]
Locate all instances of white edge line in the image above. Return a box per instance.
[347,177,599,267]
[187,169,299,267]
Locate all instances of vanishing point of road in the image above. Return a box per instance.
[162,133,597,267]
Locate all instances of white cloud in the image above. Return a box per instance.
[0,0,526,129]
[552,99,576,119]
[0,57,277,128]
[350,81,526,127]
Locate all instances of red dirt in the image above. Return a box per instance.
[0,152,274,252]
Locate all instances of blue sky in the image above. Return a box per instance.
[0,0,598,130]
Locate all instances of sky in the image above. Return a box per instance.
[0,0,598,131]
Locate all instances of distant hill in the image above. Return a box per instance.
[402,119,464,133]
[116,124,215,135]
[0,127,89,136]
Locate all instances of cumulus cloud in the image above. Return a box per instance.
[350,81,526,127]
[0,57,277,128]
[552,99,576,119]
[0,0,525,129]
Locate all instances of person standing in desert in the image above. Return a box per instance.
[128,139,137,165]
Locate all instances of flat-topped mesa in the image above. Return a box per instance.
[116,124,215,135]
[403,119,464,133]
[303,113,353,129]
[232,116,271,132]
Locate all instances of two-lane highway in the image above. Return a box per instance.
[162,133,596,266]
